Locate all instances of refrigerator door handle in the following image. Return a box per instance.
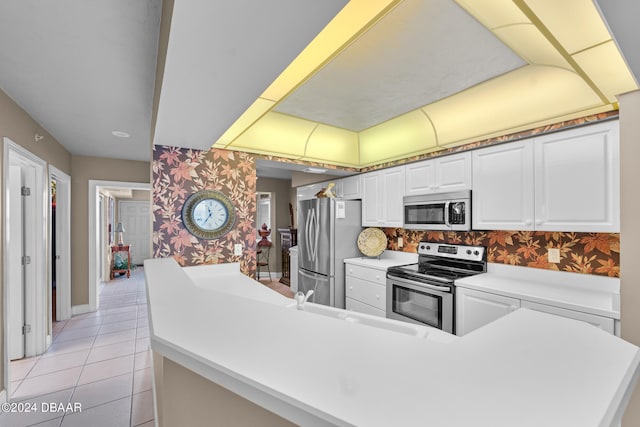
[306,207,318,263]
[298,269,330,282]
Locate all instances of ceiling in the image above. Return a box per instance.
[0,0,639,169]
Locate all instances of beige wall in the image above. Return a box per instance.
[290,170,343,187]
[156,356,295,427]
[0,88,72,398]
[70,155,150,306]
[620,89,640,426]
[256,177,295,274]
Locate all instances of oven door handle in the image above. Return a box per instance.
[388,275,452,293]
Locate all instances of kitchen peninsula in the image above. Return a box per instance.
[144,258,639,427]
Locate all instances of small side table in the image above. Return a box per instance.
[110,245,131,279]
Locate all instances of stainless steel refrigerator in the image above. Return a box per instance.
[298,198,362,308]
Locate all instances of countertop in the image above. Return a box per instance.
[456,263,620,319]
[144,258,639,427]
[343,250,417,270]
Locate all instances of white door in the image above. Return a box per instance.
[472,140,535,230]
[118,201,151,265]
[8,165,24,360]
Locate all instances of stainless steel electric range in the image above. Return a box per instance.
[386,242,486,334]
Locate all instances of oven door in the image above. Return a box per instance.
[386,275,453,333]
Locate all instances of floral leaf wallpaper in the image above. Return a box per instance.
[383,228,620,277]
[153,145,257,276]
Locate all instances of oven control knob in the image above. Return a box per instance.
[466,249,472,255]
[425,245,431,250]
[473,250,480,256]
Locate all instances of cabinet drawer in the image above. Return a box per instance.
[346,297,386,318]
[346,277,386,310]
[345,264,386,285]
[520,300,614,334]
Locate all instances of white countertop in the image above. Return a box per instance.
[145,258,639,427]
[456,263,620,319]
[344,250,417,270]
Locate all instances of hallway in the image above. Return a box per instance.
[1,269,154,427]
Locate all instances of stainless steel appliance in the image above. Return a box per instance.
[386,242,486,334]
[403,190,471,231]
[298,198,362,308]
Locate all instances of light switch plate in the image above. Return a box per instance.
[548,248,560,263]
[234,243,243,256]
[398,237,403,248]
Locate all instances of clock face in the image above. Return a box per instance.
[182,190,235,239]
[192,199,228,231]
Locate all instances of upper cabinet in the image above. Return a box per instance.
[472,140,535,230]
[362,166,404,227]
[472,120,619,232]
[534,121,619,232]
[405,152,471,196]
[340,175,362,200]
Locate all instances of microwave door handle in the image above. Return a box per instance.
[444,201,451,227]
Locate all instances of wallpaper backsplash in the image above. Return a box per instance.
[152,145,257,275]
[383,229,620,278]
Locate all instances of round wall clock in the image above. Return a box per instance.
[182,190,236,239]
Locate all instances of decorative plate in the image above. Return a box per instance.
[357,228,387,257]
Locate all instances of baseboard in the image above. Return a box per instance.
[71,304,91,316]
[257,271,282,280]
[0,389,7,403]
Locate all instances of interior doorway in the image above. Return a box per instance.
[87,180,151,313]
[49,165,71,323]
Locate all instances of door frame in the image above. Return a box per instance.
[88,180,150,312]
[3,138,48,392]
[49,166,71,322]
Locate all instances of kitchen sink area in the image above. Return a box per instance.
[286,300,434,339]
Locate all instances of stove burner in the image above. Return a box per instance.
[387,242,487,285]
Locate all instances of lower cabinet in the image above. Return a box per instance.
[345,264,387,318]
[456,287,615,336]
[520,300,614,334]
[456,287,520,336]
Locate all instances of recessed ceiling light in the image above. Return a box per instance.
[112,130,130,138]
[303,167,327,174]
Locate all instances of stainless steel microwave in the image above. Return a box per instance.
[403,190,471,231]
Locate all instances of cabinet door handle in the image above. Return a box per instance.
[525,219,532,226]
[535,220,543,226]
[375,294,380,299]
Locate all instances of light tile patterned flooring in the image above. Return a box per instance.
[1,268,154,427]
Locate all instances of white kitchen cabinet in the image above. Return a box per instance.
[296,182,326,201]
[472,140,535,230]
[534,120,619,232]
[405,160,436,195]
[520,300,614,334]
[456,287,520,336]
[345,263,387,317]
[456,286,617,336]
[361,166,404,227]
[472,121,620,232]
[405,152,471,195]
[340,175,362,199]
